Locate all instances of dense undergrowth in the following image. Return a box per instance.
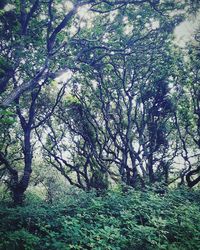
[0,187,200,250]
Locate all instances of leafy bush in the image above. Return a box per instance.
[0,187,200,250]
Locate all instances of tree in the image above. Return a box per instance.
[0,0,198,204]
[0,75,67,204]
[174,28,200,187]
[0,0,168,107]
[39,2,186,190]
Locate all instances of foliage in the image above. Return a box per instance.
[0,0,200,205]
[0,188,200,250]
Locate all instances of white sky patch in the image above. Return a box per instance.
[151,20,159,29]
[91,80,98,89]
[123,16,129,24]
[109,10,118,22]
[55,70,73,83]
[145,19,159,30]
[4,4,15,11]
[38,79,44,86]
[174,12,200,47]
[39,14,46,20]
[102,33,109,43]
[78,10,96,30]
[80,21,87,28]
[77,5,90,19]
[55,3,63,13]
[136,15,142,19]
[21,59,26,65]
[64,1,74,11]
[86,20,93,29]
[124,24,133,35]
[125,48,132,53]
[69,25,78,36]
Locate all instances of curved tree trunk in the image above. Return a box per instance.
[11,127,33,205]
[186,166,200,188]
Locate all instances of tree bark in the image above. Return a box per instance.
[11,128,32,205]
[12,186,25,205]
[186,166,200,188]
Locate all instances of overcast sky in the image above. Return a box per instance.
[174,12,200,47]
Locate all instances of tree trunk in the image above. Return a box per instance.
[11,128,33,205]
[186,166,200,188]
[148,154,155,183]
[13,187,25,205]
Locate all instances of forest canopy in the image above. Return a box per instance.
[0,0,200,202]
[0,0,200,248]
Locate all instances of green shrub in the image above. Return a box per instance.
[0,187,200,249]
